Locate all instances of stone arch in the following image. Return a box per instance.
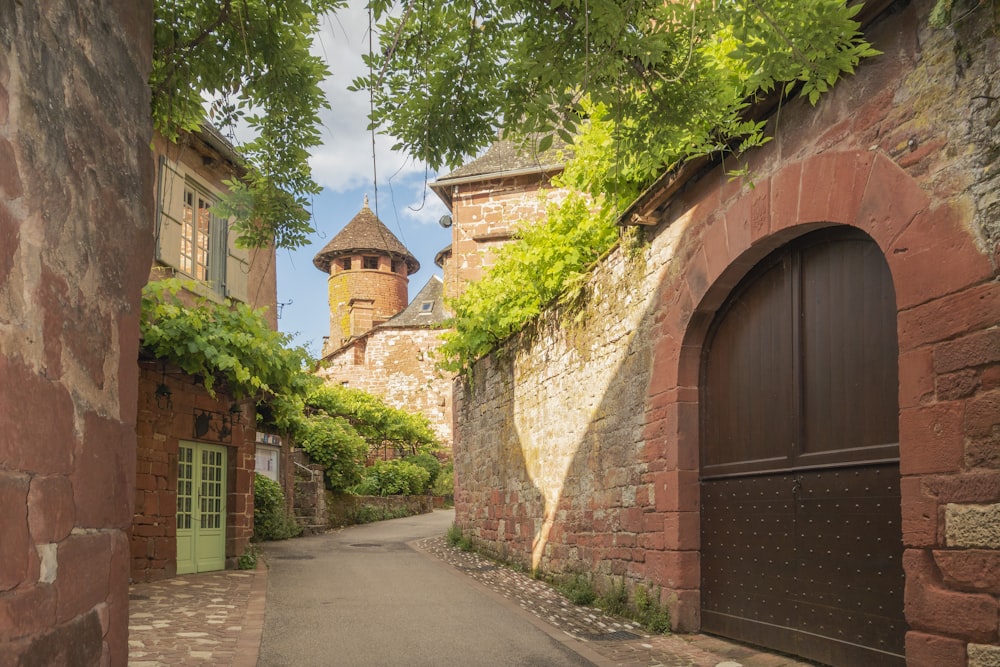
[649,150,996,635]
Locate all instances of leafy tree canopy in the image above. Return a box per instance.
[152,0,341,249]
[296,414,369,491]
[358,0,878,188]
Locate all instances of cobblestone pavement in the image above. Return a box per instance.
[127,563,267,667]
[417,536,817,667]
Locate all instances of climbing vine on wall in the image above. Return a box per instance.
[139,279,316,414]
[416,1,882,377]
[437,104,630,376]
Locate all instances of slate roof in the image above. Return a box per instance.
[430,136,570,208]
[312,198,420,274]
[379,275,449,327]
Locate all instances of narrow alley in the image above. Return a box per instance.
[129,511,815,667]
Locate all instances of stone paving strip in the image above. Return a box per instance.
[417,536,816,667]
[128,563,267,667]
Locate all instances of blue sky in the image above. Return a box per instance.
[275,2,453,357]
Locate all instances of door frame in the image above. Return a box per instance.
[176,440,228,575]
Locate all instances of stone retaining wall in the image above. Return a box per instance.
[326,494,435,528]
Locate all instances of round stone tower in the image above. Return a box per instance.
[313,196,420,355]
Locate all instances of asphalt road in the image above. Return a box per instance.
[258,509,595,667]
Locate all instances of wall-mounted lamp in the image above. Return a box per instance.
[438,214,453,228]
[154,383,173,410]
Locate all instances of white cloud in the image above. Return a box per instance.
[308,2,430,194]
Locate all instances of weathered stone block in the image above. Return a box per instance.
[945,504,1000,548]
[968,643,1000,667]
[899,403,966,475]
[904,549,998,642]
[898,283,1000,352]
[0,584,56,643]
[55,533,111,624]
[0,473,29,592]
[934,549,1000,595]
[904,631,966,667]
[27,475,74,544]
[935,329,1000,375]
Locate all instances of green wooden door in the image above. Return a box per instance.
[176,442,227,574]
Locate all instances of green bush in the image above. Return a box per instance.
[404,452,442,488]
[253,473,301,541]
[431,464,454,497]
[297,415,367,491]
[446,523,474,551]
[597,578,629,617]
[238,544,261,570]
[633,585,671,634]
[346,504,416,525]
[558,574,597,606]
[353,459,431,496]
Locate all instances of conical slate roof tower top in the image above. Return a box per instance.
[312,195,420,274]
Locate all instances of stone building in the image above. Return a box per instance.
[314,197,420,356]
[430,138,568,300]
[314,141,570,448]
[0,2,153,664]
[314,200,453,445]
[452,2,1000,666]
[130,127,278,583]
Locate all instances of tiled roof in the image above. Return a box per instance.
[434,244,452,268]
[312,198,419,274]
[379,275,449,327]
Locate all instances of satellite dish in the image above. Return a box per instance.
[438,214,453,228]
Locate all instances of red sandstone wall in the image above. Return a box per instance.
[446,172,567,300]
[0,2,153,664]
[454,2,1000,663]
[132,364,256,583]
[326,256,409,350]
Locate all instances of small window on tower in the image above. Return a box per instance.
[340,258,352,271]
[391,259,402,274]
[363,256,379,270]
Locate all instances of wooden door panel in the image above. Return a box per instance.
[700,229,905,667]
[702,260,795,476]
[800,237,899,461]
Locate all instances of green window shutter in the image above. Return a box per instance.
[155,157,184,268]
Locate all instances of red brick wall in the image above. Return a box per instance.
[454,2,1000,662]
[0,2,153,664]
[132,364,256,583]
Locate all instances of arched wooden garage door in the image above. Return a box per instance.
[700,227,906,666]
